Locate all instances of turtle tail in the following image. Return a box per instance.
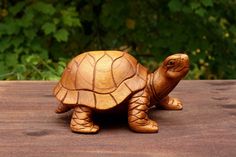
[55,103,71,113]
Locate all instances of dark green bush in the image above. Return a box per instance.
[0,0,236,80]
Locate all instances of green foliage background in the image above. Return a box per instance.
[0,0,236,80]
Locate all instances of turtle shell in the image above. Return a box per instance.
[54,51,148,110]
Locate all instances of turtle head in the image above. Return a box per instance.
[148,53,189,103]
[160,53,189,80]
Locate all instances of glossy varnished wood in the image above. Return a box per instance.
[0,81,235,157]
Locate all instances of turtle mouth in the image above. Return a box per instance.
[174,66,189,72]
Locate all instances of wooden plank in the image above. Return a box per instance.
[0,80,235,157]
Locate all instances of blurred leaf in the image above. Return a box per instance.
[32,2,56,15]
[26,55,40,65]
[0,61,7,75]
[195,8,207,17]
[61,7,81,27]
[168,0,182,12]
[3,19,20,35]
[23,29,36,40]
[20,12,34,28]
[0,37,11,52]
[202,0,213,7]
[6,53,18,66]
[41,22,56,35]
[43,72,60,80]
[9,2,26,16]
[11,37,24,48]
[14,64,26,73]
[190,2,200,9]
[54,29,69,42]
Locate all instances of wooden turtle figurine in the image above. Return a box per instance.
[53,50,189,133]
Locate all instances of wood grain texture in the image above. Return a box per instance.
[0,80,235,157]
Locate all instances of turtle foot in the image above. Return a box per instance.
[70,106,99,134]
[129,119,159,133]
[158,96,183,110]
[70,123,100,134]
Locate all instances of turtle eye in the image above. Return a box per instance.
[167,60,175,66]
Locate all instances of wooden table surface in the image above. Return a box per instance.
[0,80,235,157]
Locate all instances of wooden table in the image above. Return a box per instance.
[0,81,235,157]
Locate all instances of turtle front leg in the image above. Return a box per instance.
[128,90,158,133]
[70,106,99,133]
[157,96,183,110]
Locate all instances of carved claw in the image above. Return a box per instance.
[158,96,183,110]
[129,119,159,133]
[70,123,100,134]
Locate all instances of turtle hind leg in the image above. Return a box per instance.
[55,103,71,113]
[128,91,159,133]
[70,106,99,134]
[157,96,183,110]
